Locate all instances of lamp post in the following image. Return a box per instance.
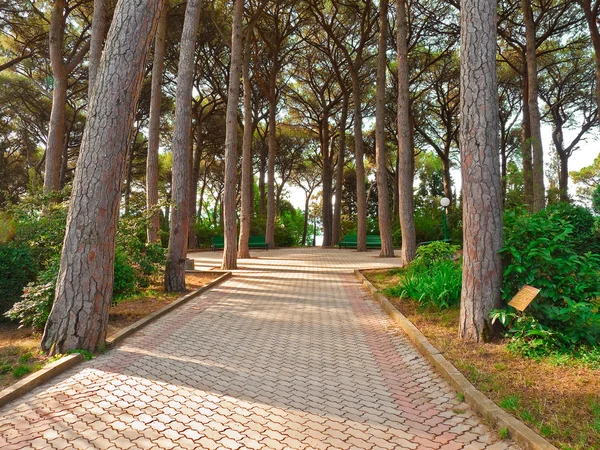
[440,197,450,241]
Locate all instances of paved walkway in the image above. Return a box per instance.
[0,249,519,449]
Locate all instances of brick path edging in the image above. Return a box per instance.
[0,353,83,410]
[354,269,558,450]
[0,272,231,412]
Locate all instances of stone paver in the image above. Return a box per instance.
[0,248,520,449]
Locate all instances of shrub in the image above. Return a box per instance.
[497,210,600,352]
[544,202,599,254]
[113,247,136,298]
[4,258,59,329]
[392,259,462,309]
[385,242,462,310]
[415,241,460,266]
[0,244,36,316]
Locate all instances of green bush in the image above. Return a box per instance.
[544,203,598,254]
[415,240,460,266]
[385,242,462,310]
[497,210,600,352]
[0,244,36,316]
[113,247,136,298]
[4,258,59,329]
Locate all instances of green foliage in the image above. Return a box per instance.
[10,198,68,270]
[113,247,137,298]
[275,202,305,247]
[389,259,462,309]
[545,202,598,254]
[385,242,462,310]
[195,222,224,248]
[0,244,36,315]
[4,258,59,329]
[498,427,510,440]
[12,365,31,378]
[65,349,94,360]
[592,185,600,215]
[415,241,460,266]
[496,208,600,354]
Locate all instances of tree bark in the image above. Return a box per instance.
[238,39,254,259]
[579,0,600,123]
[521,68,534,210]
[164,0,202,292]
[376,0,394,257]
[266,97,277,249]
[44,0,68,194]
[146,3,167,244]
[221,0,244,270]
[42,0,165,355]
[88,0,106,98]
[321,112,333,247]
[522,0,545,211]
[397,0,416,263]
[458,0,503,343]
[332,92,348,246]
[351,70,367,252]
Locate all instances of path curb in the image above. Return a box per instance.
[106,271,232,348]
[354,269,557,450]
[0,353,82,409]
[0,272,231,410]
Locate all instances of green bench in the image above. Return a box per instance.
[211,235,268,251]
[211,236,224,251]
[338,234,382,249]
[248,236,268,250]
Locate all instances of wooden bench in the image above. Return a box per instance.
[211,236,269,251]
[338,234,382,249]
[248,236,268,250]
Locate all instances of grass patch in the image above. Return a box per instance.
[365,268,600,450]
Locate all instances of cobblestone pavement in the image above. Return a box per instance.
[0,248,520,449]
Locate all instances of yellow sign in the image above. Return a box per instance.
[509,285,540,311]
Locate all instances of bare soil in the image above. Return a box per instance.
[364,268,600,450]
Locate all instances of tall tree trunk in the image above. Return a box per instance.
[376,0,394,257]
[42,0,165,355]
[187,130,197,249]
[397,0,416,263]
[351,70,367,252]
[44,0,68,194]
[521,69,534,209]
[59,117,73,189]
[266,97,277,249]
[321,112,333,247]
[259,157,266,215]
[123,132,136,215]
[164,0,201,292]
[189,116,203,249]
[146,3,167,243]
[332,92,348,246]
[559,152,569,202]
[522,0,545,211]
[88,0,106,98]
[238,40,254,259]
[441,155,453,203]
[303,194,310,246]
[222,0,244,270]
[579,0,600,122]
[458,0,503,343]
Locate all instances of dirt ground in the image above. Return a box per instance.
[364,268,600,450]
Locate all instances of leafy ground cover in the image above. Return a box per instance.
[364,267,600,450]
[0,272,219,391]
